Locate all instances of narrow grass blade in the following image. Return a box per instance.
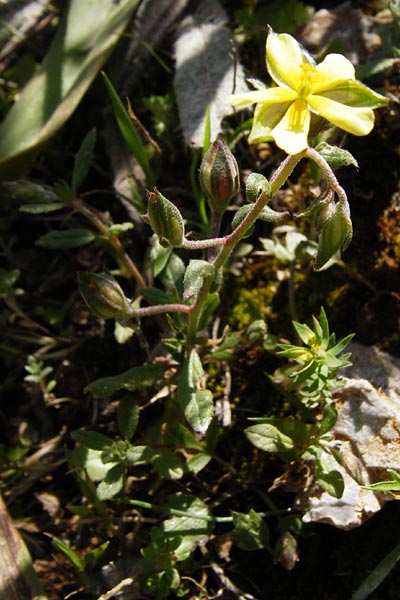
[352,542,400,600]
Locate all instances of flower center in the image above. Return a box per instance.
[288,99,308,132]
[298,62,315,97]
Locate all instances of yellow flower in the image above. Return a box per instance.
[228,31,388,155]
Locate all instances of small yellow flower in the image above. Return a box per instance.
[228,31,388,155]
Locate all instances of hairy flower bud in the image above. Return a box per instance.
[78,272,130,319]
[199,136,240,213]
[314,198,353,271]
[145,188,185,247]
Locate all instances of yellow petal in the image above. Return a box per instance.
[308,94,375,136]
[228,87,296,107]
[319,80,388,108]
[312,54,355,93]
[266,32,303,91]
[248,100,292,143]
[272,99,310,154]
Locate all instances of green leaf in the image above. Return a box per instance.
[0,268,23,298]
[126,445,152,464]
[139,287,172,306]
[35,228,95,248]
[292,321,315,346]
[368,480,400,492]
[117,395,139,441]
[52,536,84,572]
[3,179,63,205]
[198,292,220,331]
[318,403,338,437]
[84,364,166,398]
[245,423,294,453]
[164,494,211,561]
[83,541,110,568]
[367,470,400,492]
[148,239,173,278]
[71,128,97,193]
[19,201,66,214]
[316,142,358,170]
[97,462,126,500]
[231,508,270,551]
[71,429,113,451]
[107,222,134,237]
[151,448,184,480]
[102,71,153,184]
[166,423,205,451]
[0,0,140,177]
[186,390,214,436]
[316,466,344,498]
[186,452,212,474]
[351,542,400,600]
[183,260,215,301]
[390,0,400,20]
[177,349,214,433]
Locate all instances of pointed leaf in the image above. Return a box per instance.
[96,462,126,500]
[35,228,95,248]
[231,508,270,551]
[84,364,166,398]
[117,395,139,441]
[245,423,294,453]
[102,71,153,184]
[316,142,358,170]
[164,494,211,561]
[351,543,400,600]
[72,128,97,193]
[151,448,184,480]
[71,429,113,451]
[0,0,140,177]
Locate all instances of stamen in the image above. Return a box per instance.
[298,63,316,96]
[288,99,308,132]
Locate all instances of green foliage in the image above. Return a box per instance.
[102,71,154,185]
[245,309,352,500]
[315,142,358,171]
[24,354,56,404]
[231,508,270,551]
[2,6,394,598]
[71,128,97,194]
[366,469,400,493]
[0,267,23,299]
[176,349,214,434]
[277,306,354,407]
[35,228,96,249]
[52,536,110,587]
[140,527,181,599]
[351,542,400,600]
[0,0,140,176]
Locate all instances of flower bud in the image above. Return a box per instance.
[145,188,184,247]
[312,194,336,234]
[199,136,240,213]
[78,272,130,319]
[314,198,353,271]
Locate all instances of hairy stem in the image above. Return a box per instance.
[185,152,303,342]
[70,197,147,289]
